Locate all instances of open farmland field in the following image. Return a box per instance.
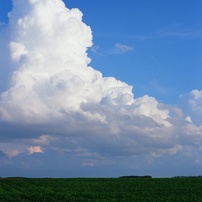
[0,177,202,201]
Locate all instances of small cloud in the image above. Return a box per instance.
[29,135,52,146]
[90,45,100,53]
[91,43,134,55]
[195,158,202,165]
[106,43,134,55]
[28,146,44,154]
[82,161,94,167]
[185,116,192,123]
[115,43,134,53]
[7,150,20,158]
[179,89,202,125]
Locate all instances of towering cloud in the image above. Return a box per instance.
[0,0,171,127]
[0,0,201,176]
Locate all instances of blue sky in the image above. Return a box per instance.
[0,0,202,178]
[0,0,202,103]
[66,0,202,103]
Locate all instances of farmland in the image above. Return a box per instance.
[0,177,202,201]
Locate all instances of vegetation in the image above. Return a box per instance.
[119,175,152,178]
[0,177,202,201]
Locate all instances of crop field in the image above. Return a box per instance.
[0,177,202,201]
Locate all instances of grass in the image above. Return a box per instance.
[0,177,202,201]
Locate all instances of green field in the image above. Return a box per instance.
[0,177,202,201]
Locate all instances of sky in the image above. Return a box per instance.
[0,0,201,178]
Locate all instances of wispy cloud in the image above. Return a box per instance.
[113,43,134,53]
[90,43,134,56]
[155,24,202,38]
[101,43,134,55]
[128,24,202,41]
[90,45,100,53]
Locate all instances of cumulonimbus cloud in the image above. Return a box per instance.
[0,0,201,166]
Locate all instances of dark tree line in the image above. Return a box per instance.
[119,175,152,179]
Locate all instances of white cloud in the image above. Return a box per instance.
[0,0,201,176]
[28,146,43,154]
[180,89,202,125]
[105,43,134,55]
[82,161,94,167]
[115,43,134,53]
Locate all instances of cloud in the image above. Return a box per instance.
[82,161,94,167]
[115,43,134,53]
[155,24,202,39]
[0,0,201,177]
[128,25,202,42]
[92,43,134,56]
[106,43,134,55]
[90,45,100,53]
[7,150,20,158]
[28,146,43,154]
[179,89,202,125]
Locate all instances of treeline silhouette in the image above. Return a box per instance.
[172,176,202,178]
[119,175,152,179]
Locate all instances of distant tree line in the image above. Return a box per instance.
[119,175,152,179]
[172,176,202,178]
[0,177,28,180]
